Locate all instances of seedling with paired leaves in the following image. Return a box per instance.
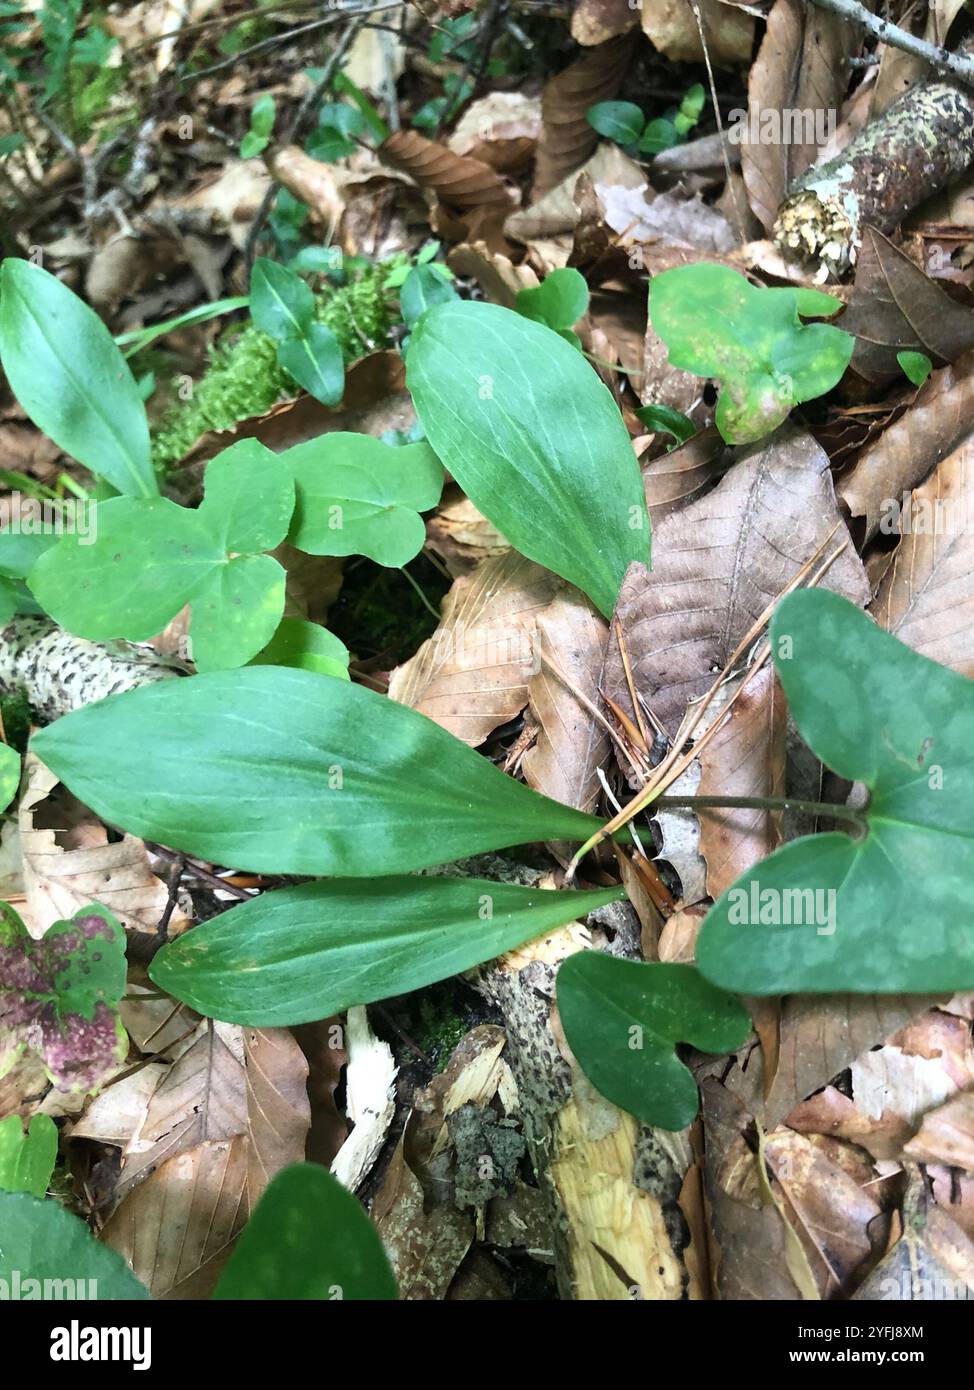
[587,85,706,156]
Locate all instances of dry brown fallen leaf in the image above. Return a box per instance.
[641,428,726,520]
[870,437,974,674]
[571,0,640,45]
[837,348,974,540]
[508,142,644,243]
[379,128,514,214]
[446,241,540,309]
[532,33,635,198]
[448,92,542,175]
[425,486,510,577]
[101,1136,250,1299]
[19,753,190,939]
[244,1027,311,1206]
[389,549,562,746]
[521,590,610,815]
[842,227,974,383]
[853,1171,974,1300]
[603,427,870,735]
[740,0,851,232]
[642,0,754,66]
[291,1019,348,1167]
[904,1091,974,1170]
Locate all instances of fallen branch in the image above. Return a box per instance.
[0,616,182,724]
[808,0,974,87]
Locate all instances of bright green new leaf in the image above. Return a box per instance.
[897,349,933,387]
[515,267,589,333]
[250,257,314,341]
[698,589,974,995]
[0,1114,57,1197]
[29,441,293,671]
[32,667,607,876]
[407,301,649,617]
[399,263,457,330]
[241,93,275,158]
[276,321,344,405]
[557,955,751,1130]
[151,876,625,1025]
[213,1164,397,1300]
[283,432,443,566]
[586,100,643,146]
[0,1191,149,1298]
[250,617,350,679]
[633,402,695,446]
[649,263,853,444]
[0,742,18,813]
[0,259,157,497]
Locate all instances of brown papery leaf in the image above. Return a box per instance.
[292,1019,348,1168]
[533,34,635,197]
[695,665,785,900]
[641,0,754,66]
[507,143,644,242]
[904,1091,974,1170]
[842,227,974,383]
[603,428,869,735]
[521,591,610,815]
[244,1027,310,1205]
[837,349,974,540]
[870,438,974,675]
[117,1024,246,1197]
[379,129,513,212]
[20,754,189,939]
[448,93,542,175]
[641,428,726,521]
[102,1136,250,1299]
[388,550,562,746]
[572,0,640,45]
[741,0,851,232]
[853,1173,974,1300]
[425,487,509,578]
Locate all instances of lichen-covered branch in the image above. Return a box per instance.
[0,616,181,724]
[774,78,974,276]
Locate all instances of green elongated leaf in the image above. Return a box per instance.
[407,301,649,617]
[515,267,589,332]
[0,742,18,812]
[276,321,345,406]
[697,589,974,995]
[0,902,128,1093]
[0,259,157,497]
[0,1114,57,1197]
[29,443,292,671]
[250,617,349,679]
[32,667,607,876]
[0,1191,149,1299]
[586,100,643,145]
[197,438,295,552]
[399,263,457,330]
[557,955,751,1130]
[151,876,624,1025]
[649,263,853,445]
[250,256,314,341]
[633,402,695,446]
[284,433,443,565]
[213,1164,397,1300]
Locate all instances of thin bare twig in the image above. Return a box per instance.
[808,0,974,87]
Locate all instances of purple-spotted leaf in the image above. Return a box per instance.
[0,902,128,1093]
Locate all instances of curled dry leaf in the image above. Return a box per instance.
[448,93,542,175]
[842,227,974,383]
[379,129,514,213]
[571,0,640,45]
[852,1172,974,1300]
[20,754,190,940]
[521,591,610,815]
[533,34,635,198]
[603,428,870,735]
[292,1019,348,1168]
[741,0,850,233]
[446,242,539,309]
[101,1135,250,1299]
[870,438,974,675]
[508,143,645,243]
[425,486,510,578]
[641,0,755,66]
[903,1091,974,1170]
[388,550,562,746]
[837,349,974,541]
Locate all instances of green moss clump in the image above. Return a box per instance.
[151,266,394,471]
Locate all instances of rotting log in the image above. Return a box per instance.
[774,75,974,277]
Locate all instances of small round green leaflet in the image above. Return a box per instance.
[213,1164,397,1300]
[586,100,644,146]
[31,667,608,876]
[897,349,933,387]
[250,617,350,679]
[406,301,650,618]
[557,955,751,1130]
[698,589,974,995]
[649,263,853,444]
[515,267,589,333]
[0,1191,149,1299]
[0,258,157,498]
[150,876,625,1025]
[0,1113,57,1197]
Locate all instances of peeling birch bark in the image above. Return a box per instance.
[773,78,974,277]
[0,616,182,723]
